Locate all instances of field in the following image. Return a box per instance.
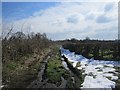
[1,32,120,89]
[61,39,120,61]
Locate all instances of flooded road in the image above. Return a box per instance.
[60,47,120,89]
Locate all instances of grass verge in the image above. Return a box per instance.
[2,48,51,88]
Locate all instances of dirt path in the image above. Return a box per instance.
[27,45,83,89]
[27,46,67,88]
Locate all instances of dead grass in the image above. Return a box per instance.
[3,48,52,88]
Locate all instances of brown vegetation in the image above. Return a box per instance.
[2,30,53,88]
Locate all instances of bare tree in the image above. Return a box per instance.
[2,23,14,40]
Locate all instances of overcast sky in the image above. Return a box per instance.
[2,1,118,40]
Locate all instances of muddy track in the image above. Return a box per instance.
[27,46,84,89]
[27,52,51,88]
[27,49,67,88]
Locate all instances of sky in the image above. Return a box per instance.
[2,1,119,40]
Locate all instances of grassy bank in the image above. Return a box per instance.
[45,46,83,88]
[46,46,67,85]
[2,48,52,88]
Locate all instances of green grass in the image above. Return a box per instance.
[76,62,81,67]
[89,53,93,57]
[46,46,86,88]
[6,62,18,70]
[103,54,113,59]
[46,53,66,83]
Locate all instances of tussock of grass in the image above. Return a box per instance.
[76,62,81,67]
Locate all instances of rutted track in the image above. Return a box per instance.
[27,47,67,88]
[27,46,83,89]
[27,53,51,88]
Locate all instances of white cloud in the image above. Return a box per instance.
[2,0,120,2]
[3,2,118,40]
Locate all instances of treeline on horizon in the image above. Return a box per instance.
[59,38,120,61]
[2,31,120,62]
